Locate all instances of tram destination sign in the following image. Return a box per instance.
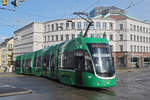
[89,43,108,48]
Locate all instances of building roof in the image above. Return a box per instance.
[94,6,125,12]
[94,12,150,25]
[14,22,43,34]
[0,37,13,48]
[90,6,125,17]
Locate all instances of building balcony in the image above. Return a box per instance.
[8,47,13,51]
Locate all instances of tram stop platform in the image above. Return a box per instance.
[0,84,32,97]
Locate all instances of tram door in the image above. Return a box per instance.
[50,55,56,78]
[28,59,32,73]
[43,63,47,75]
[75,56,84,85]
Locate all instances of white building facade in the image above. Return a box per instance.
[13,13,150,68]
[13,22,44,58]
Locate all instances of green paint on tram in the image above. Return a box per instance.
[15,37,116,88]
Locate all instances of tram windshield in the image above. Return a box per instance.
[87,43,115,77]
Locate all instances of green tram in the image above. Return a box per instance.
[15,37,116,88]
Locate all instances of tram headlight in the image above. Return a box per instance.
[106,81,110,84]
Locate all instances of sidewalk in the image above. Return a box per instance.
[0,84,32,97]
[0,73,32,97]
[116,67,150,73]
[0,72,25,77]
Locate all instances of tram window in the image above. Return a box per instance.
[47,55,50,68]
[85,52,93,72]
[33,57,37,67]
[36,56,41,68]
[62,50,93,71]
[73,50,85,70]
[26,60,28,67]
[43,56,47,68]
[50,55,56,69]
[23,59,30,68]
[58,53,61,67]
[22,60,24,67]
[62,52,75,70]
[27,59,32,68]
[22,59,26,68]
[49,55,52,67]
[29,59,32,67]
[74,56,85,70]
[15,60,21,68]
[43,55,50,68]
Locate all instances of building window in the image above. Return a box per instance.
[143,37,145,42]
[146,28,148,33]
[109,22,113,30]
[90,34,94,37]
[90,23,94,29]
[109,34,113,41]
[134,35,136,41]
[140,26,142,32]
[110,45,113,52]
[130,24,133,30]
[140,36,142,42]
[137,46,139,52]
[119,34,123,40]
[56,23,58,31]
[137,26,139,32]
[71,22,75,29]
[130,34,132,41]
[144,46,145,52]
[149,37,150,43]
[130,45,133,52]
[102,22,107,30]
[134,45,136,52]
[146,47,148,52]
[119,45,123,51]
[71,34,75,39]
[143,27,145,33]
[120,24,123,30]
[134,25,136,31]
[51,24,54,31]
[146,37,148,43]
[84,22,88,29]
[77,22,81,29]
[140,46,142,52]
[60,35,63,41]
[96,22,100,29]
[47,25,50,32]
[66,23,69,30]
[56,35,58,41]
[60,23,64,30]
[66,34,69,40]
[52,35,54,41]
[136,36,139,42]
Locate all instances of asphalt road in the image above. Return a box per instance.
[0,69,150,100]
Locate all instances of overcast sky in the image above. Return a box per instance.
[0,0,149,42]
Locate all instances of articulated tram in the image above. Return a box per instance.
[15,37,116,88]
